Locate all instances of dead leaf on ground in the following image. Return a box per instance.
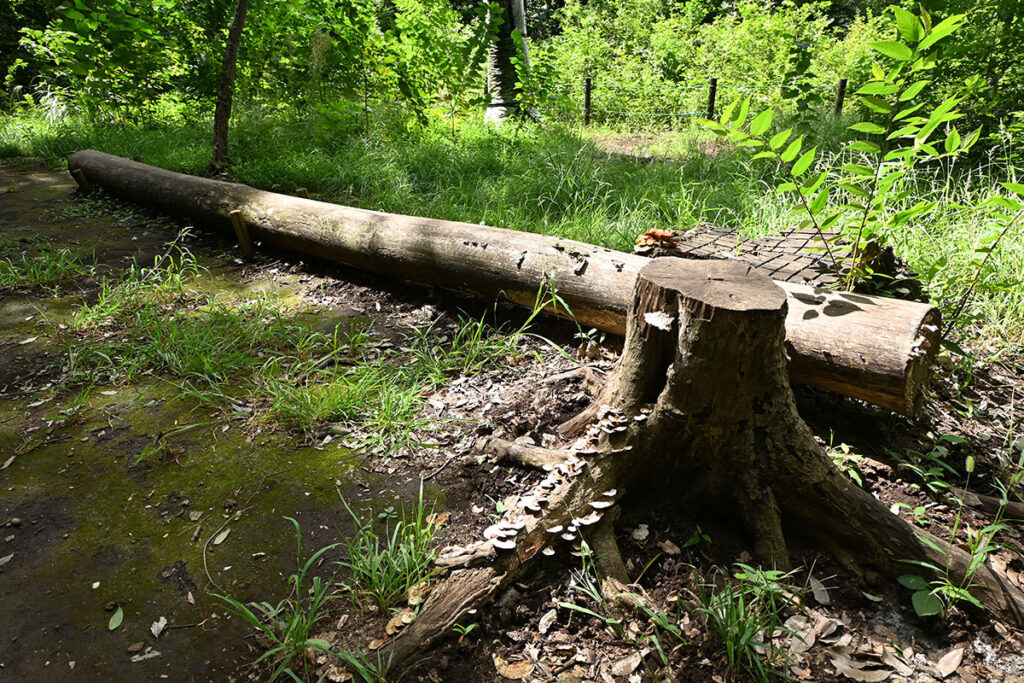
[538,608,557,635]
[493,654,534,680]
[809,575,831,605]
[657,539,680,555]
[829,651,891,681]
[880,646,914,677]
[212,528,230,545]
[933,647,963,679]
[151,616,167,639]
[786,614,816,654]
[611,651,642,677]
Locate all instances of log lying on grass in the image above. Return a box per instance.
[67,149,940,414]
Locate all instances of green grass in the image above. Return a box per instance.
[4,105,1022,345]
[692,564,804,682]
[56,240,538,451]
[338,484,439,611]
[0,247,94,292]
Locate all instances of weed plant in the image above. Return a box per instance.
[338,483,439,611]
[0,247,93,293]
[214,517,341,682]
[691,563,803,682]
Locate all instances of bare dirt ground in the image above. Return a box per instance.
[2,160,1024,682]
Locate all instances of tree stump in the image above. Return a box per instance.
[375,259,1024,671]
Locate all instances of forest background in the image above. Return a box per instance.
[1,0,1023,348]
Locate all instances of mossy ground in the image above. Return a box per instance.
[0,162,431,680]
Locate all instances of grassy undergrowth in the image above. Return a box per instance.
[55,242,528,452]
[0,245,94,293]
[3,108,1022,346]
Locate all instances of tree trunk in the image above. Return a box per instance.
[377,258,1024,671]
[485,0,530,122]
[210,0,250,173]
[66,150,940,415]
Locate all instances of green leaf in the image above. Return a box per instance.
[895,103,926,121]
[860,96,893,114]
[108,606,124,631]
[1001,182,1024,197]
[777,182,798,193]
[893,7,924,43]
[719,100,738,127]
[802,171,828,193]
[944,128,961,153]
[769,128,792,150]
[751,151,775,160]
[780,136,803,163]
[871,41,913,61]
[749,109,773,137]
[840,183,871,198]
[900,80,930,101]
[848,140,882,153]
[733,97,750,127]
[857,81,899,96]
[842,164,876,177]
[849,122,886,135]
[898,574,930,591]
[809,188,829,215]
[912,590,943,616]
[918,14,965,51]
[792,148,816,176]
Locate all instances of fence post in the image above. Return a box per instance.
[706,77,718,119]
[834,78,848,119]
[584,77,592,125]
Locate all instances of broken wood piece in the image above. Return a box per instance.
[69,168,90,192]
[228,209,254,258]
[477,436,568,470]
[66,150,940,414]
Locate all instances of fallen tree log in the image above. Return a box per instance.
[67,149,940,414]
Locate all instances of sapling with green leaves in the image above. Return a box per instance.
[899,454,1010,619]
[700,6,982,291]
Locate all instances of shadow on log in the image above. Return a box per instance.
[377,258,1024,672]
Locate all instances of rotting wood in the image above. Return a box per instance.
[372,258,1024,673]
[67,149,940,414]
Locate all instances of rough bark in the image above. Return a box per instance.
[210,0,250,173]
[66,150,940,415]
[376,258,1024,673]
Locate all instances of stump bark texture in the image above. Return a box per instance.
[378,259,1023,670]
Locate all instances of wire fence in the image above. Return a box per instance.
[539,77,849,125]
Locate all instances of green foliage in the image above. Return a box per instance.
[19,0,188,118]
[213,517,342,682]
[338,483,439,611]
[888,434,964,495]
[828,440,865,487]
[899,455,1009,620]
[0,246,93,293]
[691,563,803,682]
[699,5,1007,291]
